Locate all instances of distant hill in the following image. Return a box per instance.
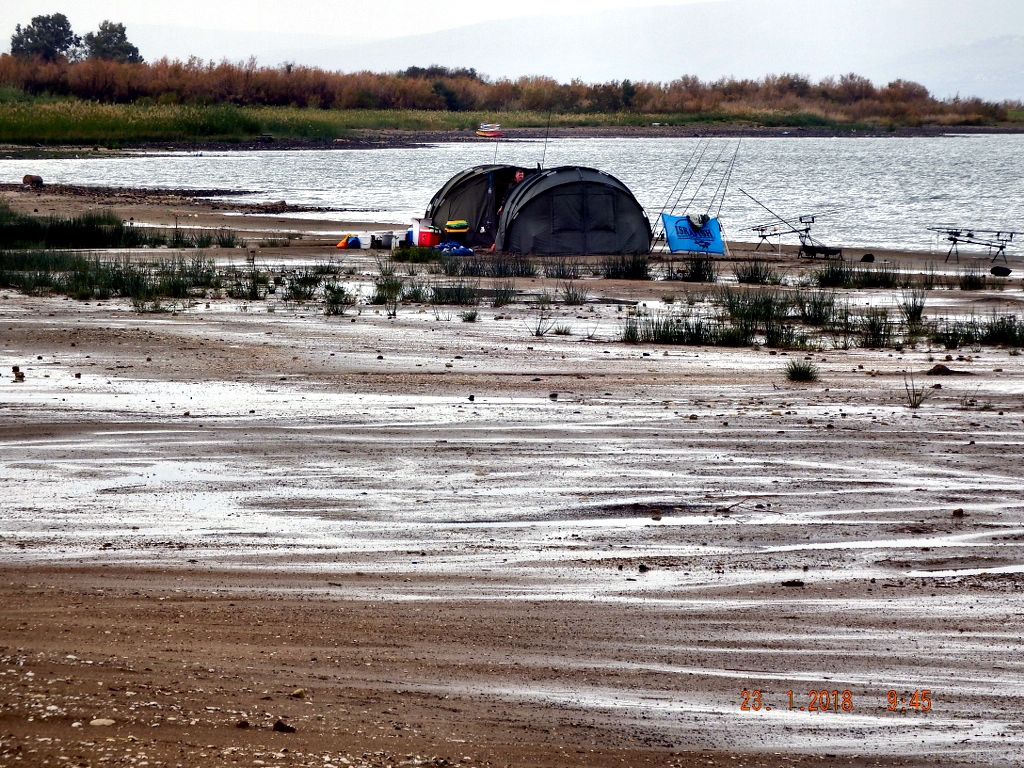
[258,0,1024,100]
[65,0,1024,102]
[889,35,1024,101]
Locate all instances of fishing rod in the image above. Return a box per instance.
[661,138,715,232]
[740,188,843,256]
[680,141,731,215]
[656,132,708,223]
[738,188,802,232]
[710,139,741,217]
[540,109,552,168]
[652,138,712,241]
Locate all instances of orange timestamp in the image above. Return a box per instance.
[888,689,932,712]
[741,688,853,712]
[740,688,933,713]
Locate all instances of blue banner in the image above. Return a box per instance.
[662,214,726,255]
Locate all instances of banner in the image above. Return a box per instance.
[662,213,726,255]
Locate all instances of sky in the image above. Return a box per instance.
[1,0,716,40]
[2,1,1021,99]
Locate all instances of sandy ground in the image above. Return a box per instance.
[0,183,404,241]
[3,188,1024,767]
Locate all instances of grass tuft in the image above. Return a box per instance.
[860,308,892,348]
[785,359,819,382]
[431,279,480,305]
[903,372,932,408]
[734,258,783,285]
[601,254,649,280]
[559,280,590,305]
[323,282,356,315]
[491,279,517,307]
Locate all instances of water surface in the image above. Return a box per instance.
[3,135,1023,252]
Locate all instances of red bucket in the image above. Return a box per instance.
[418,228,441,247]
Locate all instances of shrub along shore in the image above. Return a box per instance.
[0,57,1021,146]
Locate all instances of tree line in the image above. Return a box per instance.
[3,14,1009,124]
[10,13,141,64]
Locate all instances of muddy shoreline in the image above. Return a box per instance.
[2,184,1024,766]
[0,567,969,768]
[3,122,1024,159]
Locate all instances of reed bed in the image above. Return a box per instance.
[559,281,590,305]
[322,282,356,315]
[0,250,219,301]
[0,101,262,144]
[0,101,802,145]
[0,202,243,252]
[224,267,268,301]
[793,289,836,326]
[430,279,481,305]
[391,246,437,264]
[621,312,749,347]
[286,267,326,302]
[616,282,1024,352]
[665,255,717,283]
[734,258,784,285]
[931,314,1024,350]
[544,257,585,281]
[0,203,165,249]
[437,253,536,279]
[491,279,517,307]
[954,268,989,291]
[813,261,905,289]
[601,254,649,280]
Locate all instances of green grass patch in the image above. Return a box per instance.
[0,101,262,144]
[0,100,908,145]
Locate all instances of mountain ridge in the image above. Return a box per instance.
[266,0,1024,100]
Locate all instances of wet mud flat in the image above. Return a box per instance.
[2,286,1024,767]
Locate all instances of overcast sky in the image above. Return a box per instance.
[1,0,717,39]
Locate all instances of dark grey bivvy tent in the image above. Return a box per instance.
[424,165,528,248]
[494,166,652,256]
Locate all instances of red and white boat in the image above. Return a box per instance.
[475,123,503,138]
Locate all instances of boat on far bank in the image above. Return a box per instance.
[476,123,503,138]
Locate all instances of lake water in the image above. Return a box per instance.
[3,135,1024,254]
